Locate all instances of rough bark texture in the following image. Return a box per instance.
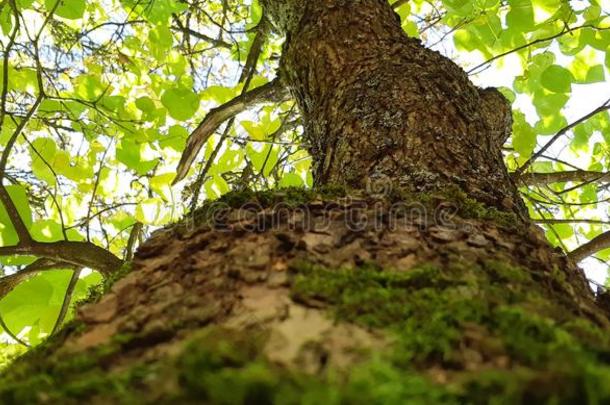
[263,0,525,218]
[2,0,610,403]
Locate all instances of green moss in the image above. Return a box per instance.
[176,327,277,404]
[103,261,133,291]
[289,259,610,402]
[2,219,610,403]
[290,261,489,362]
[184,185,518,234]
[390,185,520,229]
[485,260,532,283]
[171,326,455,405]
[183,186,350,231]
[0,323,145,404]
[454,194,518,229]
[75,261,133,307]
[0,344,26,371]
[215,186,347,208]
[0,323,453,404]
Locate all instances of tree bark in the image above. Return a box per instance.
[2,1,610,403]
[263,0,525,218]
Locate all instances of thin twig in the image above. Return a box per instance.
[51,268,81,335]
[514,98,610,177]
[0,312,29,347]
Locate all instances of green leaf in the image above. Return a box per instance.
[584,5,601,22]
[533,92,568,117]
[472,14,501,46]
[506,0,535,32]
[581,26,610,51]
[136,97,156,113]
[135,198,167,225]
[534,115,568,135]
[571,124,591,152]
[279,173,304,188]
[0,256,36,266]
[101,95,126,113]
[569,50,606,84]
[116,138,159,175]
[596,248,610,261]
[140,0,187,23]
[583,65,605,84]
[552,223,574,239]
[580,184,598,204]
[216,147,243,174]
[247,0,262,29]
[247,144,279,177]
[443,0,473,15]
[45,0,86,19]
[16,0,35,9]
[161,87,200,121]
[511,112,537,158]
[558,29,585,56]
[159,125,188,152]
[29,137,58,185]
[241,121,266,141]
[148,24,173,61]
[0,270,74,343]
[30,220,82,243]
[0,7,12,36]
[241,114,281,141]
[540,65,572,93]
[74,75,105,101]
[498,87,516,104]
[73,270,103,304]
[150,173,175,201]
[204,176,230,199]
[202,86,238,104]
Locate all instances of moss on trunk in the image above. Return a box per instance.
[1,189,609,404]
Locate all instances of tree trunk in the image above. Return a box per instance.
[263,0,525,218]
[3,1,610,403]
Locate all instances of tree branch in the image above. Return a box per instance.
[392,0,410,8]
[172,15,233,49]
[173,77,289,184]
[515,171,610,186]
[535,218,610,225]
[239,16,269,84]
[185,15,271,202]
[51,268,81,335]
[0,258,69,300]
[124,222,143,261]
[0,184,32,244]
[0,241,121,277]
[569,231,610,263]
